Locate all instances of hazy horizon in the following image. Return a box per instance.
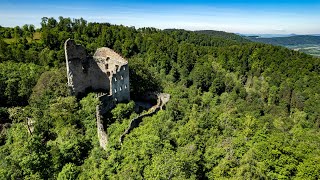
[0,0,319,35]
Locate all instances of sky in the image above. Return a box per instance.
[0,0,319,34]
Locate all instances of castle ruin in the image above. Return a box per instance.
[64,39,169,150]
[64,39,130,103]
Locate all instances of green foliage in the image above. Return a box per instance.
[0,107,9,145]
[57,163,80,180]
[29,68,69,107]
[79,93,100,143]
[129,56,162,99]
[195,30,250,43]
[111,101,135,121]
[0,62,44,106]
[0,107,9,124]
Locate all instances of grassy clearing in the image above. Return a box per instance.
[3,32,41,44]
[286,44,320,57]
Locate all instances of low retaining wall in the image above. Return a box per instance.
[96,92,170,149]
[119,93,170,144]
[96,105,108,150]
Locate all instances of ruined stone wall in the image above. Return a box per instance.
[64,39,87,61]
[93,47,130,103]
[65,39,91,96]
[65,40,111,96]
[119,93,170,144]
[65,39,132,150]
[96,105,108,150]
[110,64,130,102]
[65,39,130,102]
[97,94,115,115]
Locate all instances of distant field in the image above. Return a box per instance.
[3,32,41,44]
[245,35,320,57]
[286,44,320,57]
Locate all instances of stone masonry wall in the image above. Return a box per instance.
[65,40,111,96]
[65,39,134,150]
[65,39,130,103]
[110,64,130,102]
[96,105,108,150]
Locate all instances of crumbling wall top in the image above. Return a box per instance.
[94,47,127,64]
[64,39,87,61]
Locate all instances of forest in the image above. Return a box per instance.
[0,17,320,179]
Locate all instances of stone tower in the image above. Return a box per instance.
[64,39,130,102]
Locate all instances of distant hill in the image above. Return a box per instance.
[194,30,250,43]
[246,35,320,46]
[240,34,298,38]
[164,29,249,43]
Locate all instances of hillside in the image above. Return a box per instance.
[0,17,320,179]
[246,35,320,45]
[246,35,320,57]
[195,30,250,43]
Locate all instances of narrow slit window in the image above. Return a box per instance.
[114,89,117,93]
[119,86,122,91]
